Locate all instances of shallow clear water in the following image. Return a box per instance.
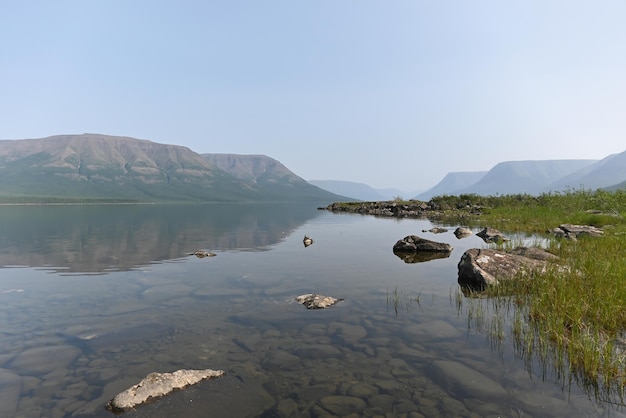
[0,203,624,417]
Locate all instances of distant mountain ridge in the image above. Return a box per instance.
[0,134,346,203]
[415,152,626,199]
[308,180,406,201]
[416,171,488,201]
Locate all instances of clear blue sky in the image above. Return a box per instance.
[1,1,625,193]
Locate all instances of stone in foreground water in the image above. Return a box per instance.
[296,294,343,309]
[106,368,225,413]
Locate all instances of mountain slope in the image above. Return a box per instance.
[0,134,342,202]
[416,171,488,200]
[549,150,626,191]
[202,154,350,201]
[455,160,598,196]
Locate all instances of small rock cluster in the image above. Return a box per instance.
[548,224,604,240]
[296,294,343,309]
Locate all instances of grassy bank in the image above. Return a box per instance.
[450,189,626,402]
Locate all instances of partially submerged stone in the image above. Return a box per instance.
[190,250,216,258]
[296,294,343,309]
[422,227,448,234]
[303,235,314,247]
[392,235,453,253]
[476,227,507,243]
[453,227,473,239]
[458,247,556,290]
[106,368,225,413]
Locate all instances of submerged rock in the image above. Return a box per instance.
[106,368,225,413]
[296,294,343,309]
[392,235,453,253]
[432,360,508,399]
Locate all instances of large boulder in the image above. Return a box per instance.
[392,235,453,253]
[458,247,556,290]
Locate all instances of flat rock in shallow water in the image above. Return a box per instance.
[106,368,225,413]
[296,294,343,309]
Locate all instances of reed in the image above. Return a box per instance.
[387,286,422,317]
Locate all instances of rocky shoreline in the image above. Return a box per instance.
[322,199,483,219]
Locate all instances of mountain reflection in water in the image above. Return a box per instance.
[0,203,319,273]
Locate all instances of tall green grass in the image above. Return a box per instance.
[451,189,626,403]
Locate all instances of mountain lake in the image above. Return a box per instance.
[0,202,625,418]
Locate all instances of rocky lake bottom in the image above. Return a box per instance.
[1,204,625,418]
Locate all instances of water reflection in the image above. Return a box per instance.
[0,203,320,273]
[392,250,451,263]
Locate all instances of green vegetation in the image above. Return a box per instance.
[451,189,626,403]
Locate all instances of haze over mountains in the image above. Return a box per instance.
[414,153,626,200]
[0,134,346,203]
[309,151,626,201]
[1,134,624,203]
[308,180,408,202]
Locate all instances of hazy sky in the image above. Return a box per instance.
[1,1,625,193]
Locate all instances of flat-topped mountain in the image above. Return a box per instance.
[0,134,345,203]
[414,156,626,198]
[201,153,350,201]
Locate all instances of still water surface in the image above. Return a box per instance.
[0,203,624,417]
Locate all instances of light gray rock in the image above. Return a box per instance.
[553,223,604,240]
[295,293,343,309]
[105,368,225,412]
[458,247,556,290]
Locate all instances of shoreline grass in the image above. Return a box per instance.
[448,189,626,404]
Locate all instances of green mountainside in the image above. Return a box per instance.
[0,134,345,203]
